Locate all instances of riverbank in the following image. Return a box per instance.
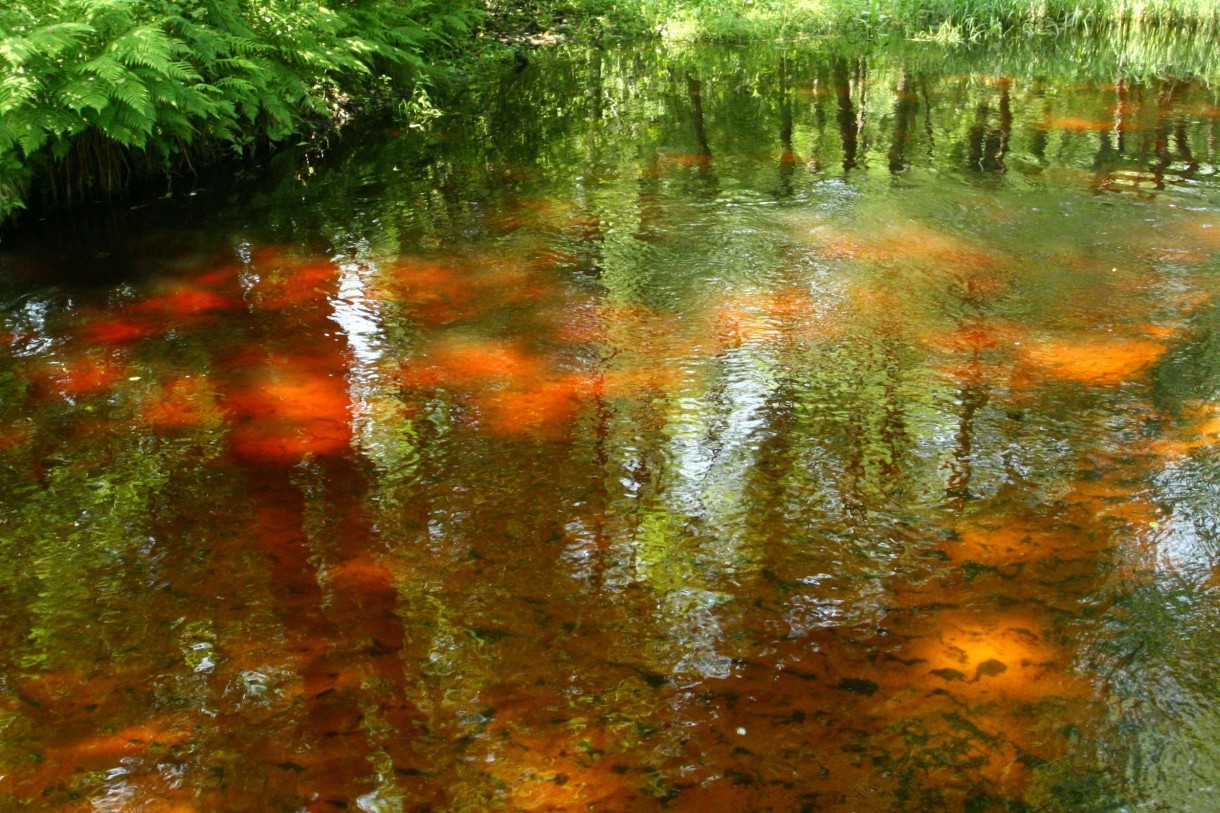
[3,0,1218,233]
[0,0,483,228]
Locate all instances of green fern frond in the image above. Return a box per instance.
[110,78,152,117]
[0,22,93,67]
[163,60,200,81]
[80,54,127,83]
[55,78,112,113]
[111,25,180,70]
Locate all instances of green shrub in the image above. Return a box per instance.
[0,0,478,221]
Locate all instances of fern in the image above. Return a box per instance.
[0,0,482,222]
[111,25,180,70]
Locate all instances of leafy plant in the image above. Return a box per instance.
[0,0,479,221]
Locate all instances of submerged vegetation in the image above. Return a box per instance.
[1,0,1218,228]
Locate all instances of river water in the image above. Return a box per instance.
[1,35,1219,812]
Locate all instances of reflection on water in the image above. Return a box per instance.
[1,36,1220,812]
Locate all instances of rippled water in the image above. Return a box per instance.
[1,36,1220,812]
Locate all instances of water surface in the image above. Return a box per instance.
[2,36,1220,812]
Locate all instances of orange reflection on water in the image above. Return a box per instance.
[553,300,608,346]
[927,320,1027,356]
[3,671,194,810]
[45,722,189,767]
[655,152,714,169]
[1147,246,1212,266]
[1022,166,1102,186]
[483,195,572,234]
[478,375,597,437]
[901,609,1065,701]
[710,288,832,349]
[224,348,352,462]
[400,338,597,438]
[3,54,1220,813]
[1021,336,1165,386]
[1148,402,1220,459]
[1188,221,1220,249]
[401,338,541,388]
[811,221,1004,272]
[387,255,557,328]
[949,522,1071,568]
[1043,117,1128,131]
[598,303,716,396]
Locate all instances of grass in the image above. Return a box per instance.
[494,0,1220,41]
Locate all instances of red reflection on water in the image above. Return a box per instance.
[222,348,352,463]
[144,286,237,317]
[189,244,429,805]
[387,255,558,328]
[0,424,29,449]
[400,338,597,437]
[78,269,243,349]
[233,466,427,811]
[388,261,471,325]
[244,250,339,311]
[78,316,158,346]
[31,352,128,399]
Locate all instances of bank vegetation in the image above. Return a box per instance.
[2,0,1217,228]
